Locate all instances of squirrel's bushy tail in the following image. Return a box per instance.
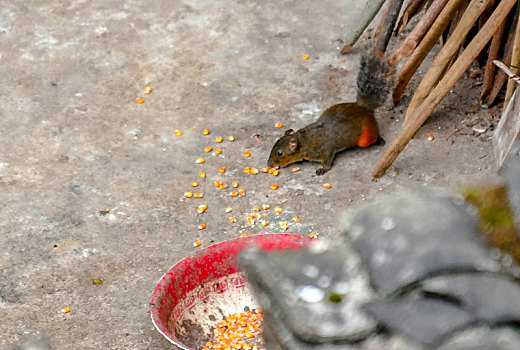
[356,55,393,110]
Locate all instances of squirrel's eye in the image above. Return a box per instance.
[277,150,283,156]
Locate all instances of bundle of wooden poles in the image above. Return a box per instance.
[343,0,519,178]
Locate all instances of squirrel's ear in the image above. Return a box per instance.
[285,129,294,136]
[288,137,298,151]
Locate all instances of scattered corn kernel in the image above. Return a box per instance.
[302,54,310,60]
[279,221,289,230]
[225,207,233,213]
[272,170,280,176]
[275,207,282,214]
[198,223,206,230]
[196,157,205,164]
[197,204,208,214]
[292,167,300,172]
[214,180,222,187]
[191,182,199,187]
[293,216,301,223]
[61,306,71,314]
[216,136,223,143]
[229,217,237,223]
[203,129,211,135]
[219,184,228,190]
[260,167,269,173]
[174,129,182,136]
[275,122,283,128]
[323,183,332,189]
[227,136,235,141]
[243,151,251,157]
[268,168,275,174]
[193,240,202,247]
[199,172,206,179]
[204,146,213,153]
[136,97,144,104]
[282,198,288,203]
[240,233,248,237]
[270,184,279,190]
[309,232,318,239]
[238,188,246,196]
[428,134,434,141]
[219,167,226,173]
[243,167,251,174]
[215,149,222,155]
[231,181,239,188]
[250,168,259,175]
[262,204,270,210]
[144,86,152,94]
[230,191,238,197]
[194,192,203,198]
[184,192,193,198]
[253,205,261,211]
[261,221,269,227]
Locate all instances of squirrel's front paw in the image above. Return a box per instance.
[316,167,327,176]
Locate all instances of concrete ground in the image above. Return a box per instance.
[0,1,499,349]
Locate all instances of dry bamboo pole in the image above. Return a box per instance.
[505,10,520,104]
[392,0,464,105]
[404,0,495,122]
[375,0,406,57]
[372,0,516,179]
[397,0,427,33]
[341,0,386,54]
[375,2,392,38]
[480,19,506,103]
[391,0,451,65]
[487,13,517,106]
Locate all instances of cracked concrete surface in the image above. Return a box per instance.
[0,1,497,349]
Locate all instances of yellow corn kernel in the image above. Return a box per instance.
[197,204,207,214]
[228,217,237,223]
[302,54,310,60]
[243,167,251,174]
[215,149,222,154]
[219,167,226,173]
[227,136,235,141]
[253,205,261,211]
[250,168,259,175]
[203,129,210,135]
[191,182,199,187]
[199,172,206,179]
[261,221,269,227]
[216,136,223,143]
[428,134,434,141]
[214,180,222,187]
[198,223,206,230]
[231,181,239,188]
[262,204,270,210]
[275,207,282,214]
[174,129,182,136]
[204,146,212,153]
[268,168,275,174]
[193,240,202,247]
[293,216,301,223]
[309,232,318,239]
[238,189,246,196]
[194,192,203,198]
[230,191,238,197]
[225,207,233,213]
[292,167,300,172]
[184,192,193,198]
[260,167,269,173]
[196,157,205,164]
[136,97,144,104]
[240,233,247,237]
[61,306,71,314]
[323,183,332,189]
[275,122,283,128]
[272,170,280,176]
[243,151,251,157]
[270,184,278,190]
[144,86,152,94]
[219,184,228,190]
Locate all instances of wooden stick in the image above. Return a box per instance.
[341,0,386,54]
[397,0,427,33]
[505,9,520,104]
[392,0,464,105]
[375,0,406,57]
[487,13,516,106]
[373,0,516,178]
[480,20,506,103]
[375,2,391,38]
[404,0,494,122]
[391,0,451,65]
[494,60,520,85]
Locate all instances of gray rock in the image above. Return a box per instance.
[422,273,520,324]
[436,327,520,350]
[364,294,472,346]
[238,240,376,346]
[342,187,500,296]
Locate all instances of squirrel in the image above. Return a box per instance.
[267,54,392,175]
